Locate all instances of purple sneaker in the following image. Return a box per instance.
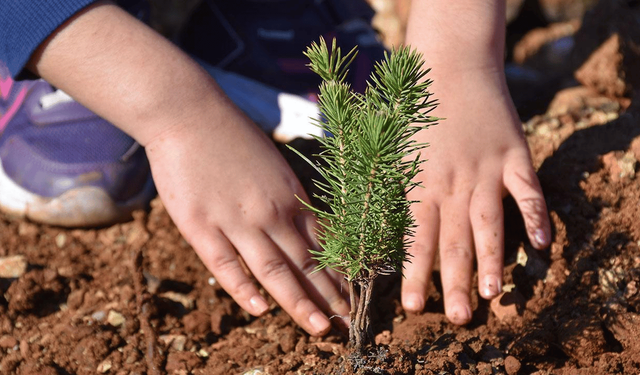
[0,66,156,227]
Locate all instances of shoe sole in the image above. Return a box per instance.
[0,160,156,227]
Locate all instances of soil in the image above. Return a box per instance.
[2,1,640,374]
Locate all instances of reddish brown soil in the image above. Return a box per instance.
[3,1,640,374]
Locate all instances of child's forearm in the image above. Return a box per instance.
[26,1,237,146]
[406,0,506,72]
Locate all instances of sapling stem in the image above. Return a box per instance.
[290,37,439,356]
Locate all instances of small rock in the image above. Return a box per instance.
[107,310,125,327]
[55,233,67,248]
[66,290,85,309]
[490,290,526,321]
[142,272,160,294]
[196,348,209,358]
[242,369,265,375]
[124,217,150,247]
[91,311,106,321]
[0,255,27,278]
[160,291,194,310]
[97,359,112,373]
[504,355,521,375]
[159,334,187,351]
[171,335,187,351]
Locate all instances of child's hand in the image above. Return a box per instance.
[27,2,349,336]
[400,0,551,326]
[401,66,551,325]
[145,104,350,336]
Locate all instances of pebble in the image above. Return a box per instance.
[160,291,194,310]
[107,310,125,327]
[159,334,187,351]
[0,255,27,278]
[504,355,522,375]
[242,369,264,375]
[142,272,160,294]
[97,359,112,373]
[55,233,67,248]
[91,311,106,321]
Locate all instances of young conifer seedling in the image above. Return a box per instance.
[292,38,438,354]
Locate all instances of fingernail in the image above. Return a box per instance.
[249,295,269,315]
[309,312,330,335]
[451,304,472,324]
[534,228,548,247]
[403,294,424,312]
[482,275,502,298]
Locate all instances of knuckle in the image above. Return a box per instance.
[476,243,501,261]
[259,257,291,280]
[508,166,541,193]
[208,251,242,276]
[250,200,284,226]
[444,285,471,299]
[206,253,256,298]
[227,279,256,301]
[299,257,319,278]
[441,243,473,261]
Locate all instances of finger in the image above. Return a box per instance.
[238,229,334,336]
[275,215,352,327]
[503,153,551,250]
[439,196,474,325]
[402,199,440,313]
[189,229,270,317]
[293,212,350,301]
[469,181,504,300]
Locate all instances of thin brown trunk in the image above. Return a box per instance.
[350,275,376,355]
[349,280,358,346]
[362,276,375,341]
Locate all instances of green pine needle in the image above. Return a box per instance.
[291,37,439,282]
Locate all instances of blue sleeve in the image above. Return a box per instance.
[0,0,98,78]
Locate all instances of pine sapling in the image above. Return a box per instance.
[290,38,438,354]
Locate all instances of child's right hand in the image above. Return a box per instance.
[28,1,349,336]
[144,97,351,336]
